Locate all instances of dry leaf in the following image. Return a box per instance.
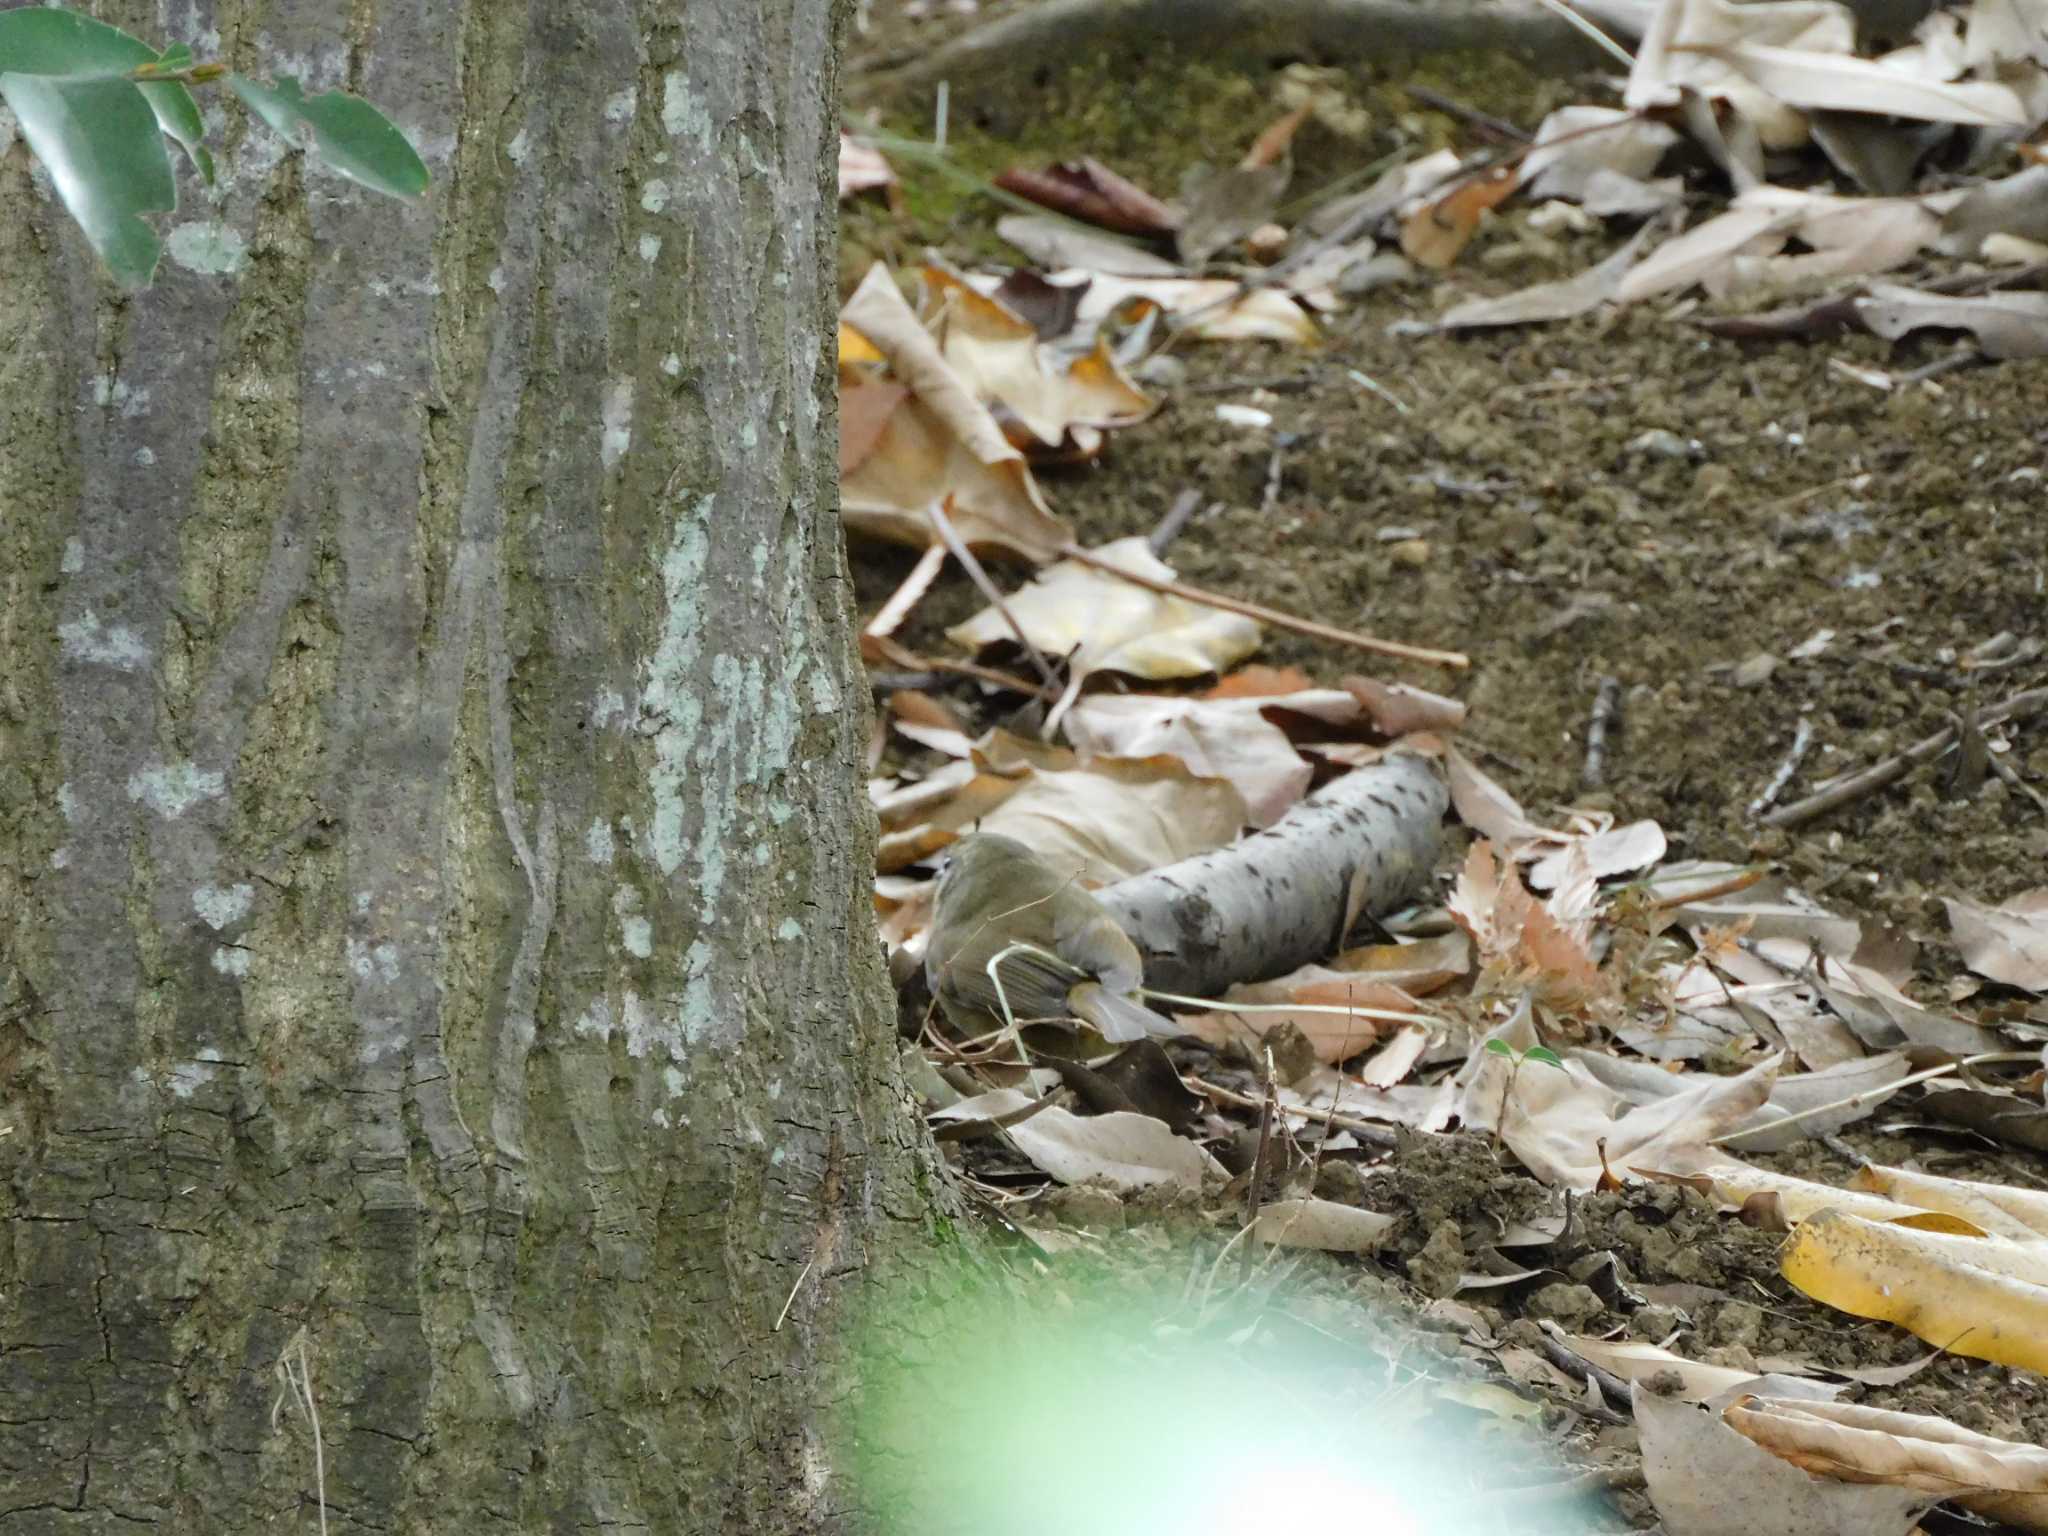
[1850,1162,2048,1241]
[1004,1105,1224,1192]
[1454,1004,1781,1188]
[1060,272,1322,344]
[1941,897,2048,991]
[1636,1386,1935,1536]
[1526,819,1667,891]
[1693,1161,1982,1229]
[923,263,1156,454]
[1724,1397,2048,1535]
[968,746,1248,887]
[1399,164,1518,271]
[1064,687,1361,827]
[1523,106,1680,201]
[948,536,1262,693]
[1341,675,1468,734]
[1553,1334,1799,1404]
[1627,0,1858,149]
[1175,967,1426,1066]
[1443,747,1558,847]
[1330,931,1472,995]
[1251,1197,1394,1252]
[840,378,909,477]
[839,264,1071,559]
[1412,225,1656,333]
[1781,1209,2048,1372]
[1701,38,2029,125]
[994,214,1182,277]
[839,133,897,201]
[992,157,1178,238]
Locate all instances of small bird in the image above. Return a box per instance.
[925,833,1178,1044]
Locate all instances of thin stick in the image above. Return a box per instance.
[864,630,1057,701]
[774,1259,815,1331]
[1762,686,2048,829]
[1054,542,1470,669]
[1530,0,1637,66]
[1642,864,1769,910]
[1710,1051,2042,1147]
[1581,675,1620,789]
[1147,489,1204,557]
[1535,1320,1633,1408]
[1347,368,1411,415]
[1748,715,1814,818]
[1242,1047,1279,1278]
[926,502,1062,694]
[1140,988,1431,1029]
[864,540,947,646]
[1185,1074,1398,1150]
[1403,85,1532,144]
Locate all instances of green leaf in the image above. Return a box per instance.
[0,10,212,184]
[1482,1038,1515,1059]
[0,70,173,288]
[1522,1046,1565,1070]
[0,7,156,75]
[226,72,427,200]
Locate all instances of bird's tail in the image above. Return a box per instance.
[1068,984,1183,1045]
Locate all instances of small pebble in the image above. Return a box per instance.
[1387,538,1431,568]
[1732,652,1779,688]
[1626,428,1697,461]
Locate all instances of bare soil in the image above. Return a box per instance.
[845,6,2048,1513]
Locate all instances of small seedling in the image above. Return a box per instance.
[1482,1037,1564,1151]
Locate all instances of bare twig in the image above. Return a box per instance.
[1404,85,1532,144]
[1242,1047,1279,1277]
[1529,0,1637,65]
[1761,685,2048,829]
[1535,1320,1634,1409]
[1147,489,1204,557]
[1346,368,1412,415]
[1748,715,1814,818]
[1055,542,1470,669]
[926,501,1062,695]
[1185,1073,1398,1150]
[1581,675,1621,789]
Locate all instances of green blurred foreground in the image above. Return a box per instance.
[843,1246,1609,1534]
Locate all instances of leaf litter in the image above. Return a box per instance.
[843,3,2048,1525]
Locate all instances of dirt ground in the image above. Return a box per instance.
[843,4,2048,1513]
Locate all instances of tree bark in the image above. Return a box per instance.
[0,2,935,1530]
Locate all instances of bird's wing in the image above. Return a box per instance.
[931,940,1084,1026]
[1053,907,1143,997]
[1067,984,1183,1045]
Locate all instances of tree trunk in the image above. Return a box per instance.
[0,2,934,1529]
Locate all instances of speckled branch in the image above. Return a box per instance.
[1100,752,1448,997]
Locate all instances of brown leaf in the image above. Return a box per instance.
[992,157,1179,238]
[1400,164,1518,271]
[1243,102,1314,170]
[840,379,907,477]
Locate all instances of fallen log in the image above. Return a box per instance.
[1100,751,1447,998]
